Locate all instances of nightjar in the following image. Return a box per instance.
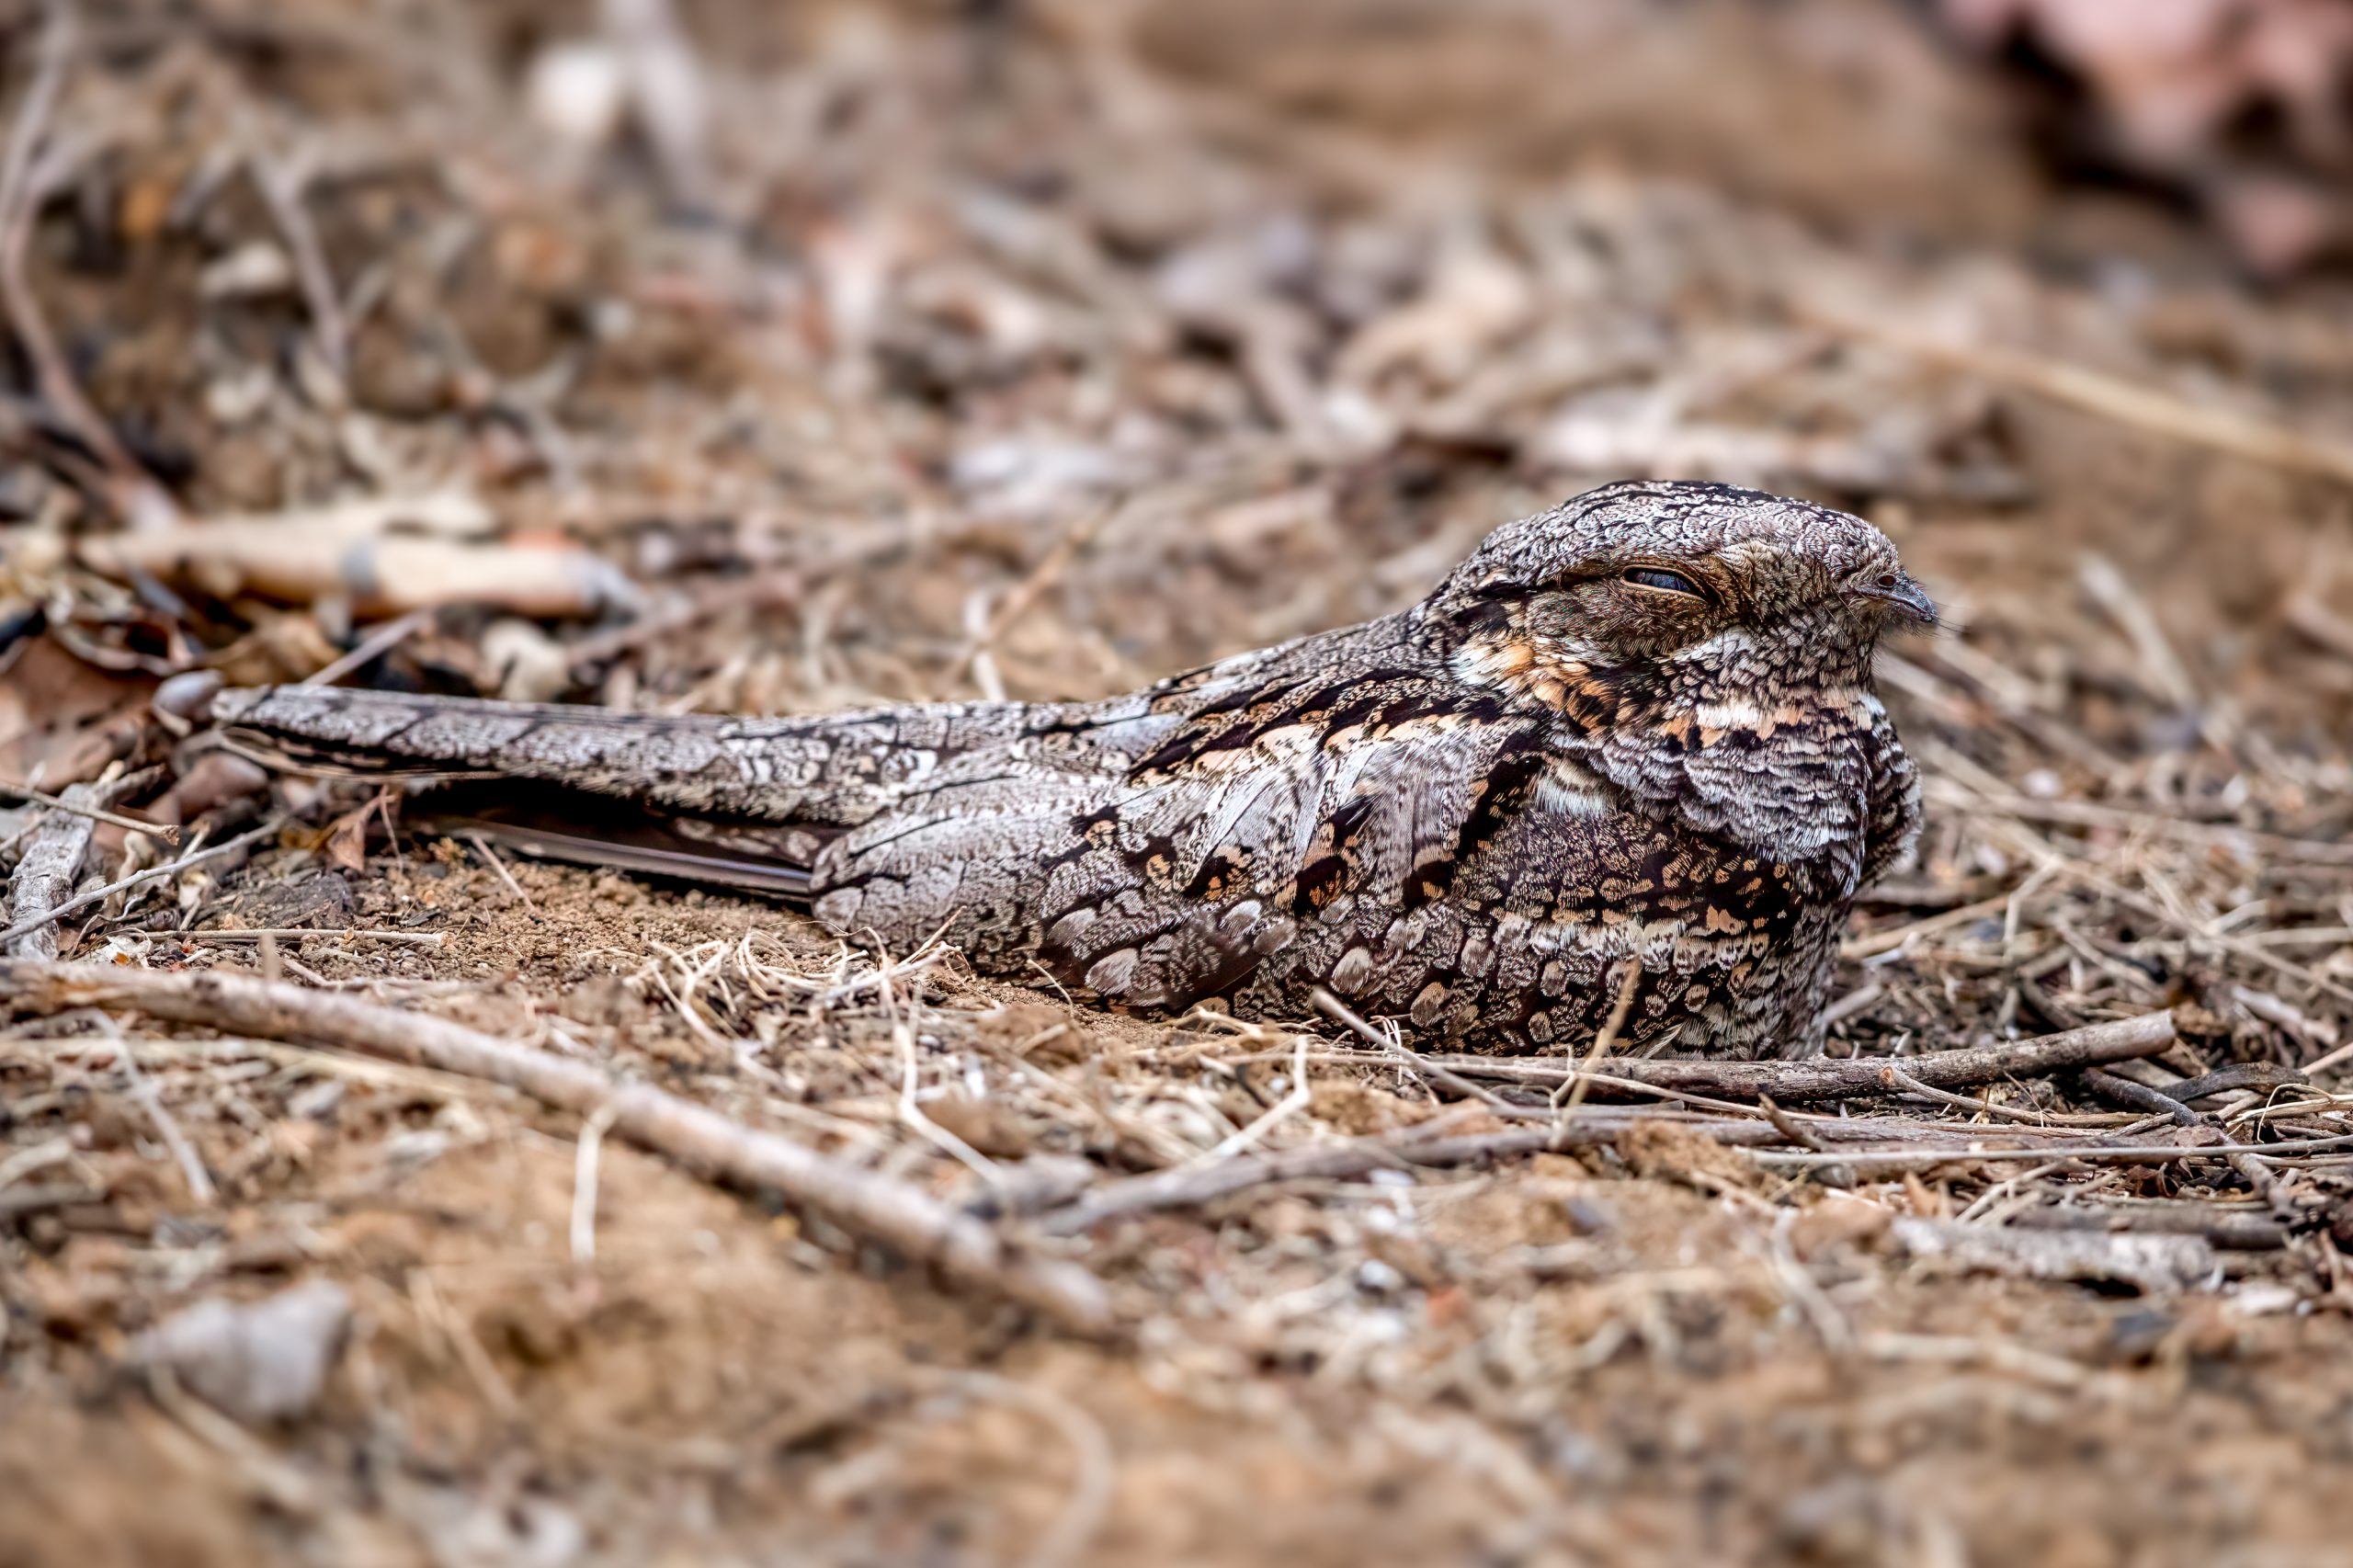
[171,480,1934,1059]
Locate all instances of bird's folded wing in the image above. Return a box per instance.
[989,685,1547,1010]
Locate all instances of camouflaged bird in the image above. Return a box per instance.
[173,480,1934,1059]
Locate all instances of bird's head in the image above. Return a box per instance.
[1427,480,1934,729]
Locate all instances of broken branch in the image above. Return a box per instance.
[1420,1011,2181,1104]
[4,779,97,960]
[0,818,282,952]
[0,959,1112,1335]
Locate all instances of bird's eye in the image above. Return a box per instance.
[1621,566,1704,597]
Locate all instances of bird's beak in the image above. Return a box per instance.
[1856,572,1938,628]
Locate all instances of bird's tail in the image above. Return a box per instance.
[159,676,835,898]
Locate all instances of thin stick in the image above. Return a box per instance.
[301,607,434,687]
[0,959,1112,1334]
[1842,893,2013,960]
[945,502,1119,686]
[563,568,801,672]
[1311,987,1533,1117]
[1417,1011,2182,1104]
[880,946,1005,1183]
[1194,1031,1312,1162]
[570,1100,620,1270]
[466,834,539,914]
[251,153,347,380]
[0,780,179,844]
[0,818,281,950]
[1757,1095,1832,1152]
[5,780,95,960]
[1954,1159,2074,1224]
[1920,781,2353,868]
[1556,959,1643,1112]
[1989,820,2353,1006]
[1042,1114,1797,1234]
[2233,927,2353,949]
[410,1269,520,1419]
[2301,1038,2353,1080]
[1882,1066,2071,1127]
[1751,1130,2353,1172]
[106,1023,216,1206]
[1222,1045,1784,1119]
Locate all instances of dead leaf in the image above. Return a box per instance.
[322,803,372,872]
[0,634,154,786]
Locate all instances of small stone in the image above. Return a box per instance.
[526,40,627,149]
[199,241,294,300]
[924,1096,1034,1160]
[1790,1194,1892,1260]
[134,1279,352,1424]
[153,670,225,727]
[483,618,574,703]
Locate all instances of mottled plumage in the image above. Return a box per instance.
[185,481,1932,1058]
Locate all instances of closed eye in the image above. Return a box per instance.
[1621,566,1705,598]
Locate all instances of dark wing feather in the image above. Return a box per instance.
[405,782,825,900]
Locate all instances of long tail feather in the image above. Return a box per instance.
[211,685,799,815]
[414,790,817,900]
[188,684,839,899]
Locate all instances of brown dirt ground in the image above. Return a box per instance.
[7,3,2353,1565]
[12,864,2353,1566]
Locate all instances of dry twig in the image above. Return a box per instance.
[1814,307,2353,489]
[1752,1130,2353,1173]
[0,959,1113,1334]
[0,780,178,845]
[5,779,97,960]
[1312,986,1534,1117]
[0,818,283,952]
[1418,1011,2181,1104]
[945,501,1120,688]
[250,153,348,381]
[184,927,444,948]
[301,608,436,688]
[1038,1119,1624,1234]
[1557,958,1643,1112]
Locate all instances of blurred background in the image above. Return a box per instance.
[7,2,2353,1564]
[4,0,2353,761]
